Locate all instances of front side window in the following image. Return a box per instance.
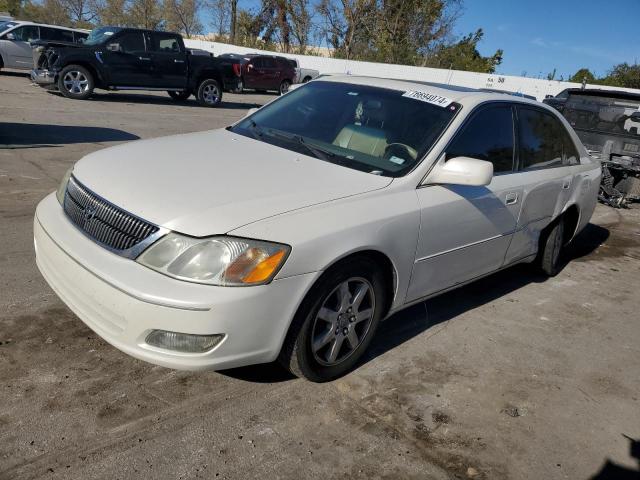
[117,32,145,54]
[230,81,459,177]
[446,105,514,173]
[11,25,39,42]
[518,108,564,170]
[149,33,181,53]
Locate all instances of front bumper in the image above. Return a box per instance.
[30,68,57,88]
[34,193,319,371]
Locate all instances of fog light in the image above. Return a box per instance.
[145,330,224,353]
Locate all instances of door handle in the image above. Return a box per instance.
[138,56,151,61]
[505,192,519,205]
[174,59,185,63]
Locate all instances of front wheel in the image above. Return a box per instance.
[537,216,566,276]
[168,90,191,101]
[279,79,291,96]
[196,78,222,107]
[278,258,387,382]
[58,65,94,100]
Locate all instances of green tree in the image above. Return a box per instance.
[602,63,640,89]
[569,68,596,84]
[424,29,503,73]
[0,0,24,16]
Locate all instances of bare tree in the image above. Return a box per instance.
[229,0,237,42]
[165,0,203,37]
[95,0,130,26]
[316,0,376,60]
[129,0,163,29]
[208,0,230,36]
[288,0,310,53]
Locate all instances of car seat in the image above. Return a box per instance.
[333,99,389,157]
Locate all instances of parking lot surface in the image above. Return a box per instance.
[1,71,639,480]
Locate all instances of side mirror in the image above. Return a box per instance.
[630,111,640,121]
[77,37,85,44]
[247,63,254,70]
[5,32,15,40]
[245,107,259,117]
[425,156,493,186]
[106,42,121,52]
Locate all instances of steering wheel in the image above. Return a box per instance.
[384,143,418,162]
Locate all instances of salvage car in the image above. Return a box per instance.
[0,20,87,71]
[551,88,640,207]
[34,77,600,382]
[31,26,241,106]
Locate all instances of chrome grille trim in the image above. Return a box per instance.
[63,176,168,259]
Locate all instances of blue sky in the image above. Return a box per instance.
[206,0,638,79]
[455,0,639,79]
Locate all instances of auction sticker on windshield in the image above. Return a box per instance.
[402,91,453,107]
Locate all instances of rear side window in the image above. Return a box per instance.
[251,57,263,68]
[262,57,276,68]
[149,33,181,53]
[10,25,39,42]
[40,27,74,42]
[74,31,88,43]
[518,108,564,170]
[446,105,515,173]
[117,32,145,54]
[561,129,580,165]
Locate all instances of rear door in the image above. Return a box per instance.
[146,32,187,89]
[261,57,280,89]
[503,106,576,264]
[2,25,39,68]
[104,31,152,87]
[407,103,522,301]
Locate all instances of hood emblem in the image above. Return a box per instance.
[84,206,97,223]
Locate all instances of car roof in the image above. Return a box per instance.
[564,88,640,101]
[315,75,543,106]
[5,20,85,32]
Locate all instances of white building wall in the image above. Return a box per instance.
[185,39,640,101]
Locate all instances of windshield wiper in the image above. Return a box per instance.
[264,128,336,161]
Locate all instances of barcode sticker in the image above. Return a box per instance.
[402,91,452,107]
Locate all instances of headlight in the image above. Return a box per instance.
[56,167,74,205]
[137,234,290,286]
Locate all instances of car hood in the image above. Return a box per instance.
[73,129,392,236]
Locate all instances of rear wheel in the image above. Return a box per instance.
[167,90,191,101]
[196,78,222,107]
[278,257,387,382]
[58,65,94,100]
[537,216,566,276]
[279,79,291,95]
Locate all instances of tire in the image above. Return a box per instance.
[196,78,222,107]
[231,80,243,94]
[278,257,387,382]
[537,215,566,276]
[168,90,191,101]
[279,79,291,96]
[302,76,312,83]
[57,64,94,100]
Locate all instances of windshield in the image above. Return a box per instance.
[230,81,459,176]
[564,93,640,138]
[83,26,123,46]
[0,21,18,34]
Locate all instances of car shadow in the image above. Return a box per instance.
[589,435,639,479]
[221,222,609,383]
[363,222,609,366]
[0,122,139,148]
[61,91,263,110]
[0,70,30,77]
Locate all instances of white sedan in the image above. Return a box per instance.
[34,76,600,382]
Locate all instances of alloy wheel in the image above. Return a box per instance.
[311,277,375,366]
[202,83,220,105]
[63,71,89,94]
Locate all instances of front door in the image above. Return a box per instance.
[2,25,39,68]
[244,57,265,89]
[147,32,188,89]
[103,31,152,87]
[407,104,522,302]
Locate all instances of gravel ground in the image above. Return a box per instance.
[1,70,639,480]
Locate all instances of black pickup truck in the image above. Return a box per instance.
[31,26,241,106]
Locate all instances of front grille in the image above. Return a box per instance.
[63,176,159,254]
